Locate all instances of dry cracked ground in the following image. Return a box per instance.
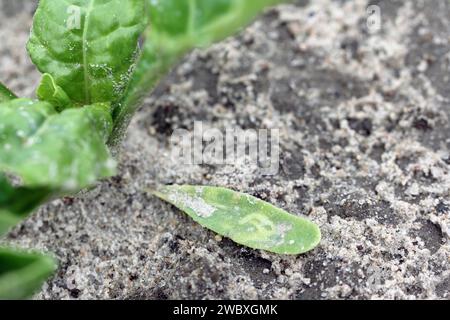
[0,0,449,300]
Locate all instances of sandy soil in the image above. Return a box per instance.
[0,0,449,299]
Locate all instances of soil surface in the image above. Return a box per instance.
[1,0,449,299]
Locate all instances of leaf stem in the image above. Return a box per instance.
[108,37,184,149]
[82,0,95,104]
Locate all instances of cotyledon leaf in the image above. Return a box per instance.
[0,247,57,299]
[151,185,321,255]
[0,82,16,103]
[109,0,292,146]
[27,0,147,105]
[37,74,74,112]
[146,0,289,45]
[0,99,116,190]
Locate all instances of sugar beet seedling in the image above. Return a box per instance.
[0,0,320,299]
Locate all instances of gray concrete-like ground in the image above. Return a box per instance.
[0,0,449,299]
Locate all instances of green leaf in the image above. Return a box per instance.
[147,0,287,46]
[0,99,116,190]
[0,175,52,236]
[37,74,74,112]
[109,0,290,146]
[0,82,16,103]
[0,247,56,299]
[151,185,321,255]
[27,0,147,105]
